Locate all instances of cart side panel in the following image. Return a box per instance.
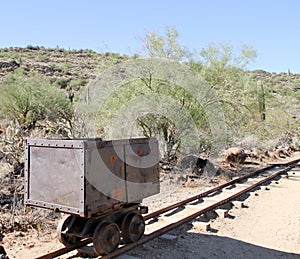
[25,139,85,216]
[85,141,126,217]
[125,138,160,202]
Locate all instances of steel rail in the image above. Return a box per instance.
[102,163,298,259]
[144,165,273,220]
[144,158,300,221]
[35,238,92,259]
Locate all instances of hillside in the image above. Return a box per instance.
[0,47,300,95]
[0,46,299,152]
[0,46,128,92]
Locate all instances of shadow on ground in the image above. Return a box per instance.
[126,223,299,259]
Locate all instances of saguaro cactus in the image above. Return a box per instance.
[257,81,266,121]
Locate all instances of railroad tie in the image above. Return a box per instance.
[192,221,211,231]
[230,201,245,208]
[214,209,229,218]
[159,234,178,244]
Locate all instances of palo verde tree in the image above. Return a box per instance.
[140,26,189,61]
[77,27,259,161]
[194,43,259,139]
[138,30,261,151]
[135,27,201,159]
[76,27,221,162]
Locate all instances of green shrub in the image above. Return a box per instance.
[10,52,20,61]
[39,54,49,62]
[0,69,73,130]
[293,137,300,149]
[26,53,35,59]
[60,63,71,73]
[69,78,87,87]
[55,77,68,88]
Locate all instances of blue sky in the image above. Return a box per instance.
[1,0,299,72]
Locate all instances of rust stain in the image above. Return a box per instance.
[136,149,143,156]
[111,188,124,198]
[109,154,117,165]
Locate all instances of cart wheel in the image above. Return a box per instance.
[121,212,145,243]
[57,214,81,247]
[93,221,120,255]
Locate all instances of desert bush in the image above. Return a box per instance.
[26,53,35,59]
[55,77,68,88]
[60,63,71,74]
[293,137,300,149]
[0,69,73,131]
[38,54,49,62]
[10,52,21,61]
[69,78,87,88]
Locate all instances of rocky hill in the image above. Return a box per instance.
[0,46,299,147]
[1,47,300,95]
[0,46,128,93]
[0,46,299,149]
[247,70,300,94]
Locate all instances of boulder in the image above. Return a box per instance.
[224,147,247,164]
[178,155,217,176]
[0,60,19,70]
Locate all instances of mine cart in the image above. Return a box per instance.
[24,137,159,254]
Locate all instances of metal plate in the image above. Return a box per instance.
[25,140,85,215]
[85,140,126,216]
[125,138,160,202]
[26,139,83,148]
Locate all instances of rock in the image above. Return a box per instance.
[178,155,218,177]
[4,153,15,165]
[273,145,294,158]
[179,155,206,169]
[0,60,20,71]
[264,150,279,160]
[192,221,211,231]
[223,147,247,164]
[13,161,24,176]
[245,149,259,160]
[159,234,178,244]
[0,246,8,259]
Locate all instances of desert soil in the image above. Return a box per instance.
[2,155,300,259]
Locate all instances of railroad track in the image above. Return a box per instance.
[36,158,300,259]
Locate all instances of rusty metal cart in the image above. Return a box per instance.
[24,137,159,254]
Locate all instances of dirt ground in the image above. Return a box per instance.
[127,162,300,259]
[2,155,300,259]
